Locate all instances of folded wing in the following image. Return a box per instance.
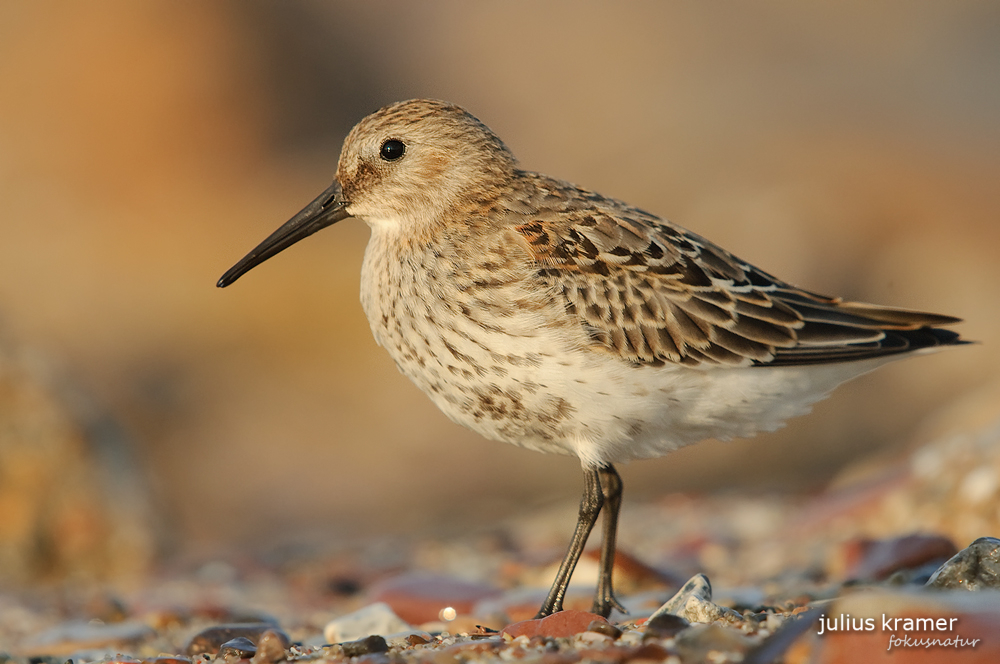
[515,183,964,368]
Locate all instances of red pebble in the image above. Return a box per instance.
[842,534,957,581]
[502,610,609,639]
[368,573,501,625]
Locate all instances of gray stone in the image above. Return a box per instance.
[926,537,1000,590]
[649,574,743,625]
[651,573,713,618]
[219,636,257,660]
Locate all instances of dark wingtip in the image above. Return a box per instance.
[761,324,970,367]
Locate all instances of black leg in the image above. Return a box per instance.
[593,464,626,617]
[535,468,603,618]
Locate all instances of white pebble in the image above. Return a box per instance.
[323,602,411,644]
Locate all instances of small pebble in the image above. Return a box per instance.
[219,636,256,662]
[643,613,690,639]
[250,630,287,664]
[586,620,622,639]
[340,635,389,657]
[763,612,785,632]
[384,630,433,648]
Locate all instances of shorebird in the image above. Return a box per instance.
[219,99,965,618]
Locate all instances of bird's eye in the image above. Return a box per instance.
[379,139,406,162]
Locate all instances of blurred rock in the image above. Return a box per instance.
[846,386,1000,548]
[643,613,690,639]
[189,604,280,627]
[927,537,1000,590]
[323,602,410,644]
[793,391,1000,585]
[430,638,503,661]
[339,635,389,657]
[841,534,957,582]
[620,641,673,661]
[581,549,681,595]
[742,607,821,664]
[585,620,622,639]
[0,335,157,585]
[674,623,755,662]
[368,573,501,625]
[17,620,154,656]
[249,630,287,664]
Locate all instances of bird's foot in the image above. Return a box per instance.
[592,590,628,618]
[534,600,561,619]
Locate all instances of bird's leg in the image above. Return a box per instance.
[593,464,627,617]
[535,467,603,618]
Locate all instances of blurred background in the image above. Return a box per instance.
[0,1,997,584]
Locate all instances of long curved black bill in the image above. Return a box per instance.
[217,181,350,288]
